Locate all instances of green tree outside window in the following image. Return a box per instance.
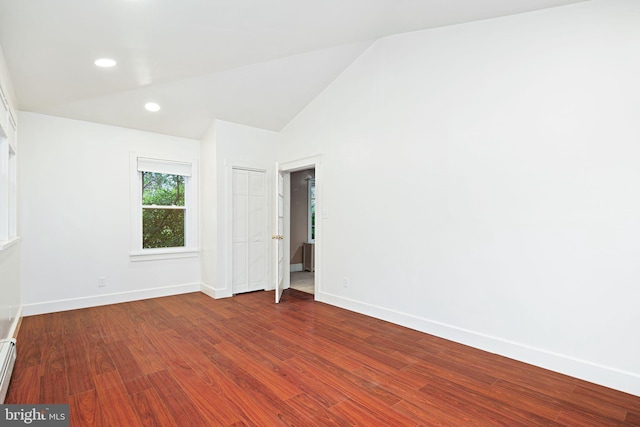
[142,172,186,248]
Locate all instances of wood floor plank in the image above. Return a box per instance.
[216,318,295,362]
[40,370,69,404]
[70,390,98,427]
[95,303,140,344]
[277,327,360,369]
[93,371,144,427]
[204,364,289,425]
[167,363,244,425]
[278,358,349,408]
[554,409,626,427]
[146,370,212,426]
[364,332,436,357]
[489,379,568,421]
[286,348,405,411]
[570,383,640,415]
[391,397,488,426]
[285,393,352,426]
[131,388,179,427]
[14,326,43,369]
[626,411,640,425]
[329,397,416,426]
[43,311,66,334]
[126,327,168,376]
[202,345,309,425]
[352,362,429,395]
[5,289,640,426]
[5,365,40,403]
[122,375,153,396]
[405,351,498,388]
[418,374,560,425]
[214,341,303,399]
[87,340,116,376]
[106,340,145,383]
[62,334,95,395]
[39,331,65,376]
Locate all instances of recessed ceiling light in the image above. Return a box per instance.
[145,102,161,112]
[94,58,116,68]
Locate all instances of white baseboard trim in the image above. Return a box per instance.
[290,263,303,272]
[22,283,201,316]
[200,283,232,299]
[316,291,640,398]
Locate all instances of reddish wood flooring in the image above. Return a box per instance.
[6,290,640,426]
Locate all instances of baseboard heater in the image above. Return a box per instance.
[0,338,17,403]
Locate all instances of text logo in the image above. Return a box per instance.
[0,405,69,427]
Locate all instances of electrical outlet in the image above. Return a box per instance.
[343,277,349,288]
[8,306,12,322]
[98,276,107,288]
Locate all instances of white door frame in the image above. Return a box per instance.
[280,155,322,299]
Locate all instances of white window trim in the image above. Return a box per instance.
[130,152,199,261]
[0,236,20,251]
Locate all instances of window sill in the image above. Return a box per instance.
[0,236,20,251]
[130,248,199,262]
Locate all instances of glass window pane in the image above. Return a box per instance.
[310,181,316,240]
[142,172,185,206]
[143,208,185,248]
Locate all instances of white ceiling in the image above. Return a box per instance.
[0,0,584,139]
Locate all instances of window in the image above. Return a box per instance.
[130,154,198,260]
[0,86,18,251]
[307,178,315,243]
[142,172,185,248]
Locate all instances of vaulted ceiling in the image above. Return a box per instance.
[0,0,584,139]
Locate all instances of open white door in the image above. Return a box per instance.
[274,164,285,303]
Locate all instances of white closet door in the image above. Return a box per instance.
[232,168,267,294]
[249,171,267,291]
[232,169,249,294]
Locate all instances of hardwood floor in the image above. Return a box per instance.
[6,290,640,426]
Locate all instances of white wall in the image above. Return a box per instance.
[200,121,218,297]
[280,0,640,396]
[19,112,202,315]
[205,119,280,298]
[0,43,20,341]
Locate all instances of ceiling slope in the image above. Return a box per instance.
[0,0,585,138]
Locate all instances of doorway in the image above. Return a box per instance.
[278,155,322,301]
[289,168,315,294]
